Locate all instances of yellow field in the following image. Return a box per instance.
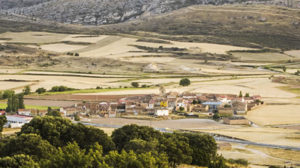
[0,74,128,92]
[246,105,300,126]
[201,127,300,147]
[0,31,258,59]
[40,43,87,52]
[232,52,293,62]
[0,31,68,43]
[219,143,300,167]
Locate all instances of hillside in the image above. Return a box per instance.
[112,5,300,50]
[0,4,300,50]
[0,0,280,25]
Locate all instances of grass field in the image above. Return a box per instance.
[0,103,58,110]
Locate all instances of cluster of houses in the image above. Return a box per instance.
[0,91,264,127]
[60,91,263,125]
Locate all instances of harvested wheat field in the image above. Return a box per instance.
[0,75,127,92]
[231,52,293,62]
[285,50,300,58]
[40,43,87,52]
[246,105,300,126]
[60,35,108,43]
[219,143,300,166]
[200,127,300,147]
[0,31,68,44]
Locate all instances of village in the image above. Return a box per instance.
[1,86,264,128]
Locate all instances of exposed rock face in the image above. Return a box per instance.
[0,0,52,10]
[0,0,246,25]
[1,0,298,26]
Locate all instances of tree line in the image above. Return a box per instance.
[0,115,246,168]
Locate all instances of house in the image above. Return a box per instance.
[60,107,78,117]
[0,111,5,115]
[223,116,250,125]
[232,101,248,114]
[202,101,222,112]
[30,109,47,116]
[5,115,33,128]
[18,109,32,116]
[155,109,169,116]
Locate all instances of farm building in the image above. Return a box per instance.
[5,115,33,128]
[18,109,32,116]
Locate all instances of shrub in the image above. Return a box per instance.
[179,78,191,86]
[131,82,139,88]
[35,88,46,94]
[50,86,75,92]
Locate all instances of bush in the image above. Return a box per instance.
[23,86,31,95]
[35,88,46,94]
[228,158,248,166]
[179,78,191,86]
[131,82,139,88]
[50,86,75,92]
[213,113,220,121]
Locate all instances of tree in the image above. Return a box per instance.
[6,93,19,113]
[36,88,46,94]
[0,115,7,133]
[74,114,80,121]
[131,82,139,88]
[41,142,91,168]
[160,133,192,167]
[208,155,228,168]
[46,109,61,117]
[112,124,162,151]
[245,93,250,97]
[23,86,31,95]
[182,133,217,166]
[239,91,243,97]
[2,90,14,99]
[124,139,159,154]
[18,94,25,109]
[282,66,287,72]
[179,78,191,86]
[0,154,40,168]
[19,116,115,153]
[0,134,56,161]
[213,113,220,121]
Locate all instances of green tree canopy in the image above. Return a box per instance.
[0,134,56,161]
[35,88,46,94]
[41,142,92,168]
[179,78,191,86]
[23,86,31,95]
[19,116,115,153]
[0,154,40,168]
[0,115,7,133]
[112,124,162,151]
[160,133,193,167]
[131,82,139,88]
[182,133,217,166]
